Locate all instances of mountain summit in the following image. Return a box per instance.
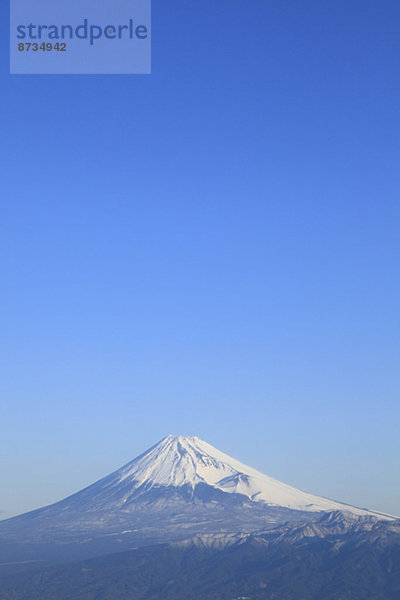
[0,435,393,572]
[102,434,385,515]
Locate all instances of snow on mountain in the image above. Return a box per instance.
[0,434,395,575]
[103,435,391,518]
[173,510,400,552]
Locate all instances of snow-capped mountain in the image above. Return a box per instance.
[0,435,394,573]
[173,510,400,551]
[99,434,388,515]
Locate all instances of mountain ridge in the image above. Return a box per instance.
[0,435,395,574]
[1,510,399,600]
[36,434,393,517]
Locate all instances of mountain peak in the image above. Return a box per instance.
[161,434,201,445]
[0,434,394,572]
[117,434,238,489]
[110,436,391,519]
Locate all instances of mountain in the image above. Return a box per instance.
[74,434,386,514]
[0,435,394,574]
[1,511,399,600]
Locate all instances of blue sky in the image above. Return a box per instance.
[1,0,399,519]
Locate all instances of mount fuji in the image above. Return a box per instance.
[101,434,387,514]
[0,435,394,573]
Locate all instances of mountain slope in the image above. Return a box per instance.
[0,435,394,572]
[83,434,388,515]
[1,512,399,600]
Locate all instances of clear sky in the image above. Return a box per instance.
[1,0,399,520]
